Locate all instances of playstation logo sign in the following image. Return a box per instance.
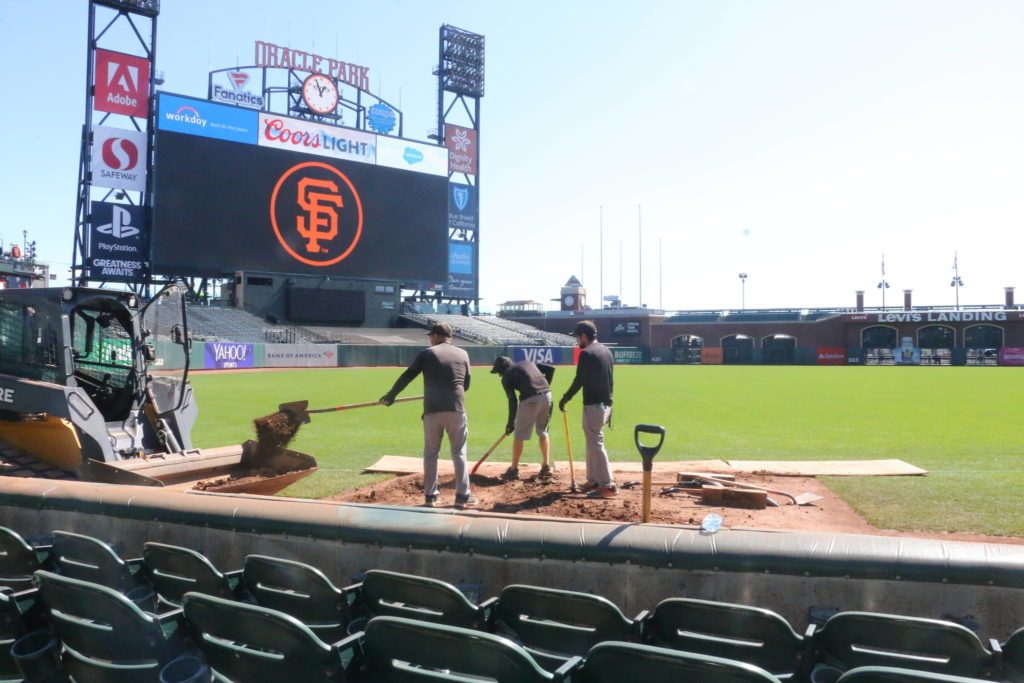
[97,205,140,239]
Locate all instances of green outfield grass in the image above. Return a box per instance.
[189,365,1024,536]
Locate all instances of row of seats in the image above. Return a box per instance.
[2,525,1024,682]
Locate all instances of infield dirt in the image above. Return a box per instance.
[330,463,1024,545]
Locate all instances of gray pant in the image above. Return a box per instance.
[423,411,470,497]
[582,403,613,486]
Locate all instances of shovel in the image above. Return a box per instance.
[278,396,424,425]
[635,424,666,523]
[470,432,509,475]
[678,472,823,506]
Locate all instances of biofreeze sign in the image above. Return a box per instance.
[876,311,1007,323]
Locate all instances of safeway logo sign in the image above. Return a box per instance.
[94,49,150,118]
[92,126,147,191]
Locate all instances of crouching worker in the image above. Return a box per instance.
[490,355,555,481]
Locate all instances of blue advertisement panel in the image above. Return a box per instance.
[157,93,258,144]
[445,240,477,298]
[448,182,478,231]
[87,201,147,281]
[204,342,255,369]
[511,347,567,365]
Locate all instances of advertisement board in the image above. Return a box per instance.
[511,347,568,365]
[151,130,448,280]
[445,124,478,175]
[92,126,147,191]
[158,94,258,144]
[999,347,1024,366]
[611,347,645,364]
[816,347,847,365]
[612,321,641,336]
[87,201,147,281]
[258,113,376,165]
[263,344,337,368]
[445,241,477,298]
[211,69,265,109]
[204,342,255,369]
[701,347,724,365]
[375,137,448,176]
[94,49,150,117]
[448,183,477,231]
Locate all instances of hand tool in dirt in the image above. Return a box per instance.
[561,410,578,492]
[470,432,510,475]
[635,424,666,523]
[678,471,822,506]
[277,396,424,425]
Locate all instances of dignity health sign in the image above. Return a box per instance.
[204,342,254,369]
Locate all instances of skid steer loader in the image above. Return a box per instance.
[0,283,316,493]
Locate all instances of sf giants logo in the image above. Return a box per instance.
[270,162,363,267]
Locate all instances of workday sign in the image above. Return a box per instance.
[204,342,254,369]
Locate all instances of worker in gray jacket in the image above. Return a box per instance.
[490,356,555,481]
[381,323,477,509]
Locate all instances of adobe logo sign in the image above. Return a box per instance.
[94,49,150,117]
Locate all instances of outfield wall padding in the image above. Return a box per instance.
[1,477,1023,637]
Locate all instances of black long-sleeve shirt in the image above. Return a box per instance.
[562,342,614,406]
[386,342,471,414]
[501,361,554,424]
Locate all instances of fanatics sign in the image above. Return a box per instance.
[94,49,150,117]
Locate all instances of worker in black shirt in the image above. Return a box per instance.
[558,320,616,498]
[490,356,556,481]
[380,323,477,509]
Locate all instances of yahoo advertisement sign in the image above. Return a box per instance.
[204,342,254,369]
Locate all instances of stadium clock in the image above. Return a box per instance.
[563,295,575,306]
[301,74,339,114]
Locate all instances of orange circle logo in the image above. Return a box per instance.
[270,161,363,267]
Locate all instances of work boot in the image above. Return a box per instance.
[578,481,600,493]
[423,494,438,508]
[500,466,519,481]
[587,484,618,499]
[455,494,478,509]
[537,464,553,480]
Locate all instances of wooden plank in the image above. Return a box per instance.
[726,459,927,476]
[365,456,731,476]
[702,485,767,509]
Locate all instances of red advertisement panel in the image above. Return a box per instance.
[999,348,1024,366]
[445,124,478,175]
[817,347,847,365]
[701,348,723,365]
[94,49,150,117]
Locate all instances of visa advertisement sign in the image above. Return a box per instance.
[511,347,572,365]
[157,94,258,144]
[375,136,448,176]
[204,342,254,369]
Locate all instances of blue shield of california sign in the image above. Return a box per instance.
[448,182,477,231]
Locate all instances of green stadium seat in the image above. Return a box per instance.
[810,611,1001,679]
[493,583,644,671]
[579,641,783,683]
[34,570,185,682]
[0,588,40,682]
[51,530,146,591]
[1001,627,1024,681]
[361,614,578,682]
[243,554,360,643]
[0,527,50,591]
[181,591,358,682]
[641,597,808,679]
[360,569,496,629]
[836,665,992,682]
[143,542,243,608]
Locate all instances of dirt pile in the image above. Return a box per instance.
[251,410,301,464]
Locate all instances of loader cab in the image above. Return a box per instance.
[139,283,190,414]
[68,294,140,422]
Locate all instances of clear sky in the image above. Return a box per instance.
[2,0,1022,312]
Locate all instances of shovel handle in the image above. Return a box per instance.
[634,424,666,471]
[470,432,509,475]
[309,396,424,414]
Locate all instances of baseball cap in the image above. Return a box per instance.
[571,320,597,338]
[490,356,512,374]
[426,323,453,338]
